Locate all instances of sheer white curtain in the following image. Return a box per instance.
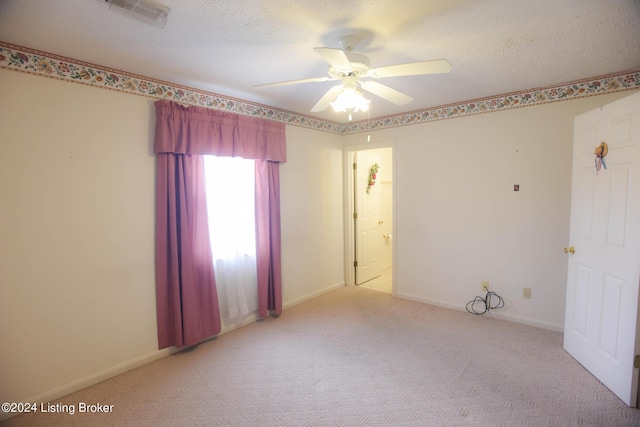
[203,156,258,326]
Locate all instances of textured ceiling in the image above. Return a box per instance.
[0,0,639,123]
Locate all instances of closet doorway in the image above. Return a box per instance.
[345,143,395,294]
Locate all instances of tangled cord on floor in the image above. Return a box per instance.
[466,291,505,315]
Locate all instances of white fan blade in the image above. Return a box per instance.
[310,85,344,112]
[360,81,413,105]
[314,47,352,72]
[369,59,452,78]
[253,76,335,89]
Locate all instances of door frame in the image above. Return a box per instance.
[343,140,397,293]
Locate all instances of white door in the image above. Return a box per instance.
[564,91,640,407]
[355,150,383,284]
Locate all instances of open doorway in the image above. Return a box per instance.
[344,143,395,294]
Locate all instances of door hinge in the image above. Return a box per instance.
[354,260,358,267]
[353,162,357,170]
[634,355,640,369]
[353,212,358,219]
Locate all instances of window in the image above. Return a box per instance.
[203,156,258,323]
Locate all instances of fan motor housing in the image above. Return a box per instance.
[329,52,370,78]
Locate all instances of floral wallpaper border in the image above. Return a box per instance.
[345,72,640,134]
[1,41,639,135]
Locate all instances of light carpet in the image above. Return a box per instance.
[3,286,640,426]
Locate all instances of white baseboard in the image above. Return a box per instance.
[395,291,564,333]
[283,281,345,310]
[0,347,178,422]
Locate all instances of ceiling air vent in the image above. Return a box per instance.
[102,0,170,29]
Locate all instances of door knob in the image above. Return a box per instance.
[378,220,384,225]
[563,246,575,255]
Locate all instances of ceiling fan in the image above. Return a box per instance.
[254,36,452,118]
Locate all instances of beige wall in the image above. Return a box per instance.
[0,69,159,408]
[0,69,345,410]
[280,125,345,305]
[343,91,634,331]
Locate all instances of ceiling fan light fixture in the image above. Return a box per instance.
[102,0,170,29]
[330,86,370,115]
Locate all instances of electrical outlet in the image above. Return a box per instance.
[481,281,489,292]
[523,288,532,299]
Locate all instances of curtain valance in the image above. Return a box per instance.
[154,100,286,162]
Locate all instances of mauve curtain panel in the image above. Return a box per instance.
[255,160,283,318]
[154,100,286,349]
[155,154,221,348]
